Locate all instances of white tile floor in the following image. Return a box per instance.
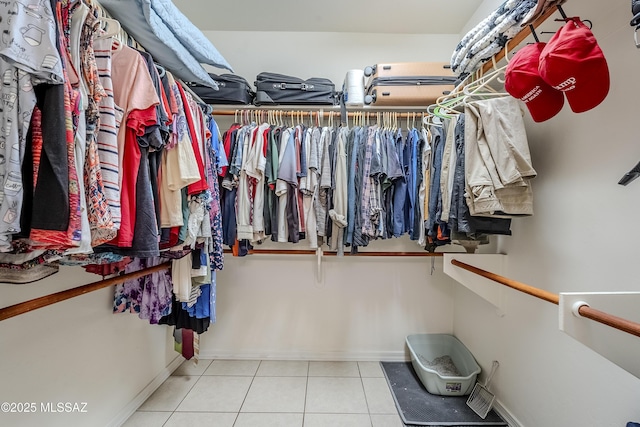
[123,360,403,427]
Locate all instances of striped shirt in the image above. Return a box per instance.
[93,37,121,229]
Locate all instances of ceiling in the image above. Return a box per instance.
[172,0,485,34]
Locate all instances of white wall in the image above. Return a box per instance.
[0,266,179,427]
[203,31,460,87]
[204,240,458,361]
[453,1,640,426]
[197,31,468,360]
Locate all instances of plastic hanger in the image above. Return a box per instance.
[95,17,120,39]
[462,64,508,98]
[155,63,166,78]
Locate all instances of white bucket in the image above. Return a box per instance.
[343,69,365,106]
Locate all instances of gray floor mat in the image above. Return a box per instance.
[380,362,508,426]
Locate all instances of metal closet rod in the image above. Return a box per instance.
[223,248,445,257]
[211,109,428,119]
[450,259,640,339]
[0,262,171,322]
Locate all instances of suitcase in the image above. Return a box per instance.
[254,72,338,106]
[363,62,457,106]
[186,73,255,105]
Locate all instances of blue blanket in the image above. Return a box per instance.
[150,0,232,71]
[101,0,232,88]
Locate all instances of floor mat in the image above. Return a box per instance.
[380,362,508,426]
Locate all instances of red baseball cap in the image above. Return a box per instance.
[538,17,609,113]
[504,42,564,122]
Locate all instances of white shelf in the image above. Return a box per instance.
[443,253,508,316]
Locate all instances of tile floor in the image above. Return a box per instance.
[122,360,404,427]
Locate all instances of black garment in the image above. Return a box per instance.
[221,187,237,246]
[192,247,202,269]
[29,84,70,232]
[267,127,281,242]
[19,124,35,239]
[468,217,512,236]
[410,135,424,241]
[449,115,470,234]
[137,51,169,137]
[285,182,300,243]
[159,295,210,334]
[324,128,337,243]
[148,149,162,233]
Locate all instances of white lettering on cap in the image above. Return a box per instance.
[553,77,576,92]
[522,85,542,103]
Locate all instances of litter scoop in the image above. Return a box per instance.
[466,360,499,419]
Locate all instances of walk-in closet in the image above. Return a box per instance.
[1,1,639,426]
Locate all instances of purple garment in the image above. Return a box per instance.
[113,257,173,324]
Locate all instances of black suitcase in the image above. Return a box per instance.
[186,73,255,105]
[254,72,338,106]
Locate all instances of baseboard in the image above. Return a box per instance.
[198,349,408,362]
[107,355,184,427]
[493,400,523,427]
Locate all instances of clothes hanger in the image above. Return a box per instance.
[95,16,120,39]
[155,63,166,78]
[462,64,508,97]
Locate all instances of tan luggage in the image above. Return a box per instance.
[363,62,457,106]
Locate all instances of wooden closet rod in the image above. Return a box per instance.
[0,262,171,322]
[450,259,640,339]
[451,259,559,304]
[480,4,561,75]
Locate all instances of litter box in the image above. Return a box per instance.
[406,333,481,396]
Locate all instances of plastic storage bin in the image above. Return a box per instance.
[406,333,481,396]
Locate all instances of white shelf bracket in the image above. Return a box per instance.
[559,292,640,379]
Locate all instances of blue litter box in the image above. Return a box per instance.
[406,333,481,396]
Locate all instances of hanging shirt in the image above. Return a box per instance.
[0,0,64,84]
[275,128,298,243]
[418,127,432,246]
[236,123,257,241]
[177,84,208,196]
[0,0,63,251]
[329,127,348,253]
[244,122,270,242]
[316,127,332,238]
[160,75,201,228]
[303,127,321,249]
[264,126,280,241]
[427,124,446,238]
[65,3,94,255]
[360,126,376,238]
[75,8,115,247]
[29,2,82,251]
[94,37,122,230]
[110,45,159,247]
[440,115,459,223]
